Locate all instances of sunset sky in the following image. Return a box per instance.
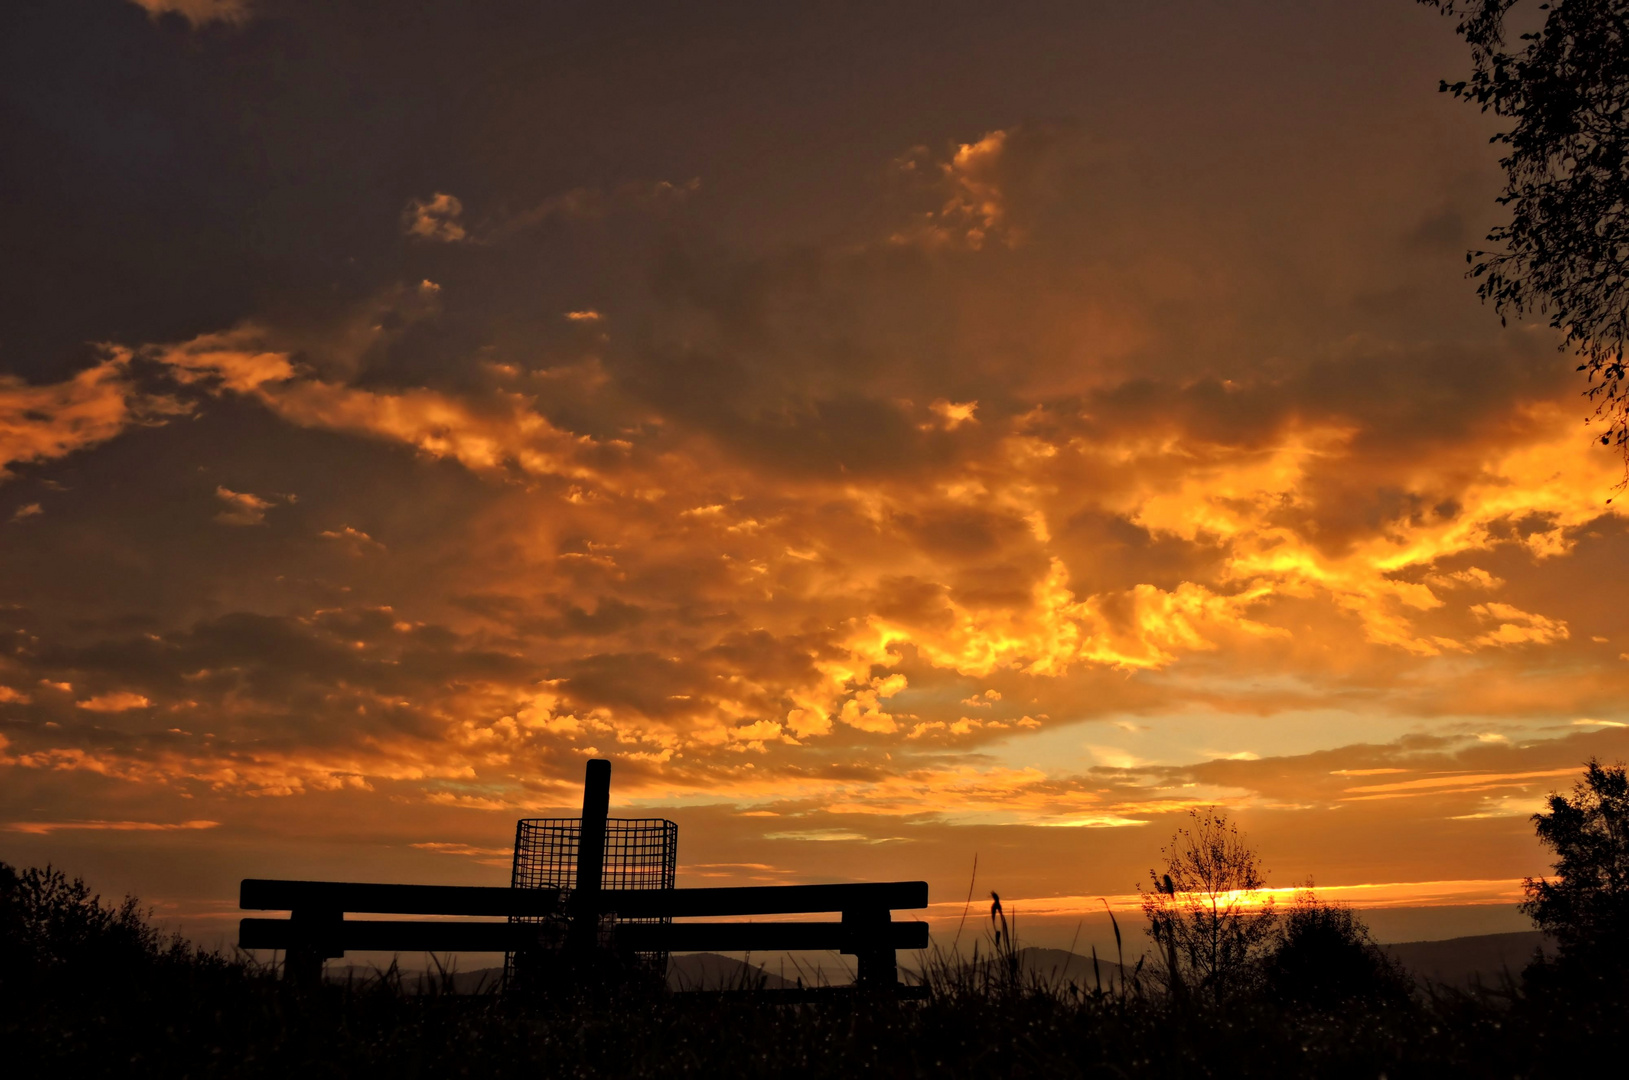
[4,0,1628,953]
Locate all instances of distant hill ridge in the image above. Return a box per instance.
[1382,931,1553,987]
[667,953,800,990]
[665,934,1556,992]
[1010,932,1559,990]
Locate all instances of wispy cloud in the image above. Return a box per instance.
[76,692,152,713]
[213,486,275,526]
[5,819,219,835]
[403,193,468,243]
[126,1,251,27]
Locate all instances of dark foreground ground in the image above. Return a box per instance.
[10,949,1627,1079]
[6,864,1622,1078]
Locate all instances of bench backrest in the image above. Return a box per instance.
[240,878,928,918]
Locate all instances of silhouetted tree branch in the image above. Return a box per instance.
[1422,1,1629,467]
[1140,808,1276,1003]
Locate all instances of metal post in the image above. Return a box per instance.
[572,758,611,945]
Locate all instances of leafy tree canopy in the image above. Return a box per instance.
[1423,1,1629,460]
[1519,758,1629,992]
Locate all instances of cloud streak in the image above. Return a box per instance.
[4,819,219,835]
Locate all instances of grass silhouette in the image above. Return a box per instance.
[3,860,1624,1078]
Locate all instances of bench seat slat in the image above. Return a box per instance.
[241,917,522,952]
[623,919,928,952]
[240,880,563,917]
[239,917,929,954]
[604,882,928,918]
[240,879,928,917]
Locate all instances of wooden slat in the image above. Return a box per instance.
[240,880,564,916]
[620,919,928,953]
[241,917,531,952]
[239,917,930,954]
[603,882,928,918]
[240,879,928,917]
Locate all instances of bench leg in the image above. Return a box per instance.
[842,908,898,989]
[285,945,325,987]
[285,907,342,988]
[857,946,898,988]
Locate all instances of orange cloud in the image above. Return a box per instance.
[411,841,513,865]
[143,326,610,484]
[1341,768,1579,798]
[403,192,468,242]
[893,130,1014,250]
[1470,602,1570,647]
[4,819,219,835]
[213,486,275,526]
[1081,407,1618,656]
[319,525,386,553]
[126,0,250,26]
[0,357,181,479]
[76,692,152,713]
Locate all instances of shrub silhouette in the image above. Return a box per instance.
[1259,890,1412,1009]
[0,861,167,989]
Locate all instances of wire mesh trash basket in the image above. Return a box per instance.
[504,816,678,985]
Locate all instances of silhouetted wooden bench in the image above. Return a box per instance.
[239,877,929,988]
[238,760,929,991]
